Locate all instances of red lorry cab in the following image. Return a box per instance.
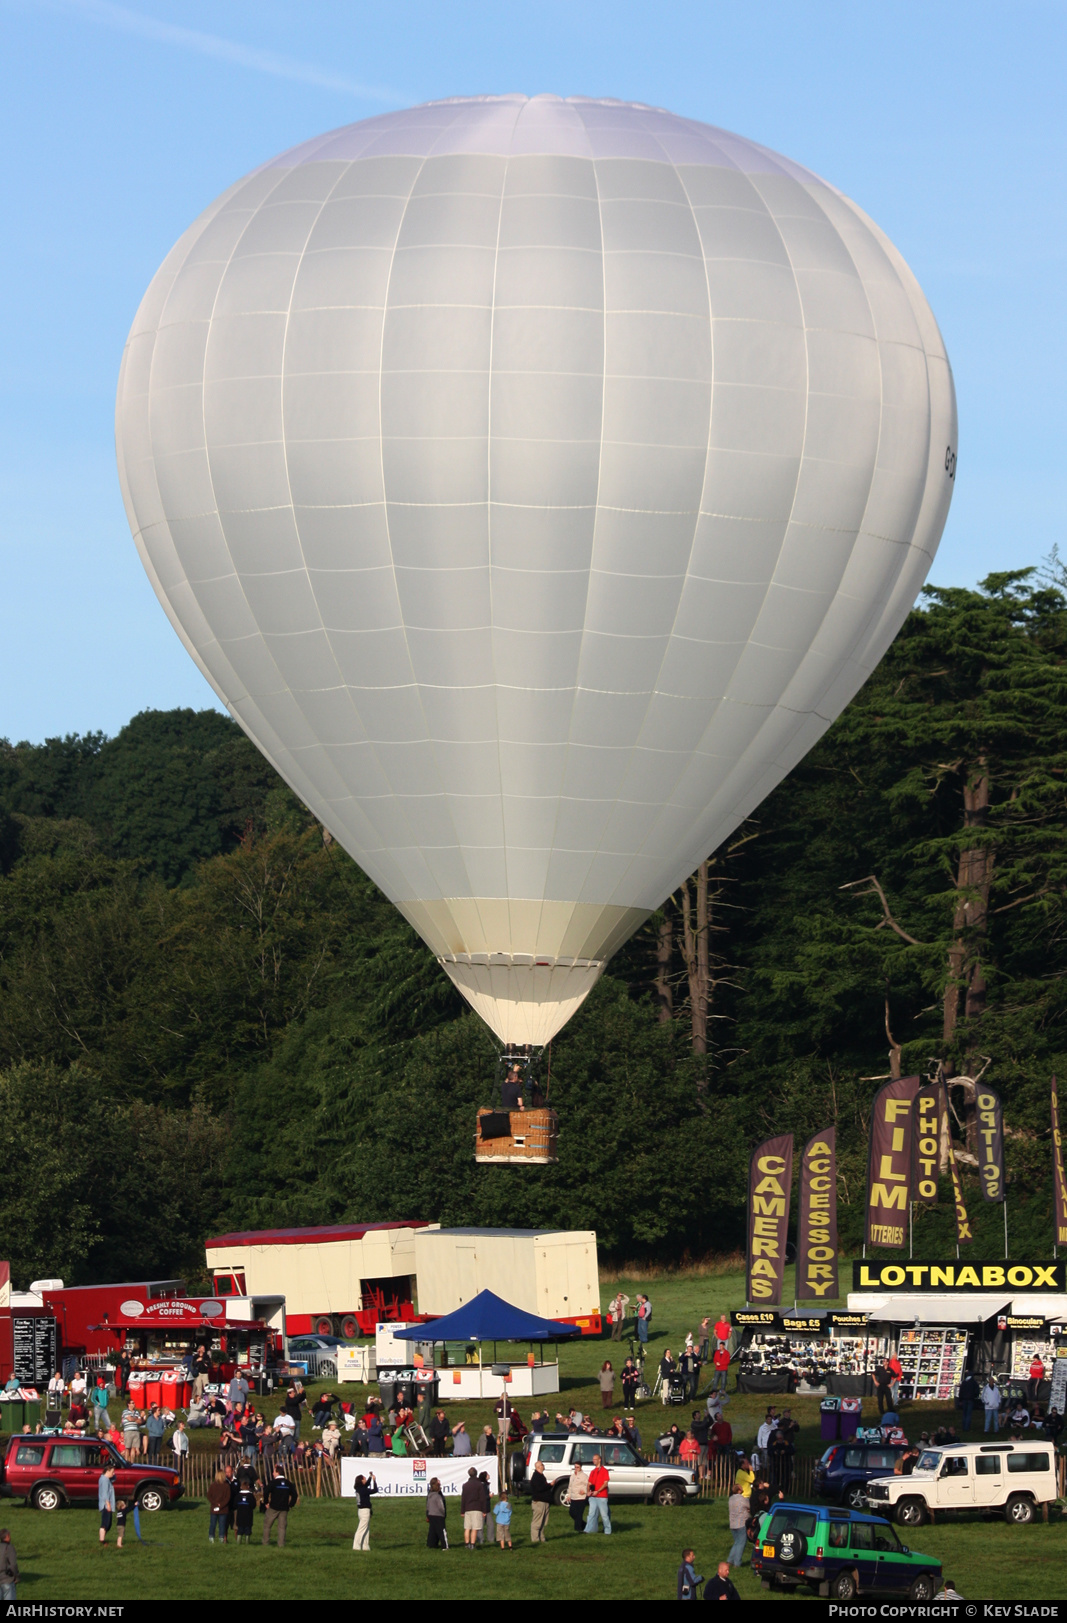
[0,1434,183,1511]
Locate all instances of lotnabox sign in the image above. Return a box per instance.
[852,1261,1067,1292]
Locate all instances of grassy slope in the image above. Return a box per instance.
[2,1265,1062,1600]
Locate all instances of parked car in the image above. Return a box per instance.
[286,1335,344,1378]
[509,1431,698,1505]
[813,1440,909,1507]
[0,1435,183,1512]
[863,1441,1058,1526]
[752,1500,941,1600]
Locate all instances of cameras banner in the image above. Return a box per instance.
[912,1086,941,1205]
[796,1127,839,1301]
[1053,1076,1067,1246]
[746,1133,793,1305]
[866,1076,921,1249]
[976,1087,1005,1203]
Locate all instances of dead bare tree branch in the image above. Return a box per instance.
[840,875,927,946]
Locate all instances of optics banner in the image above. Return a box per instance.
[976,1087,1006,1203]
[1052,1076,1067,1246]
[746,1134,794,1305]
[912,1086,941,1205]
[866,1076,921,1249]
[796,1127,839,1301]
[942,1083,974,1245]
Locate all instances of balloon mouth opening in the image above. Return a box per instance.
[438,953,605,1046]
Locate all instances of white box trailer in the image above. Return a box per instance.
[205,1222,436,1338]
[414,1228,601,1334]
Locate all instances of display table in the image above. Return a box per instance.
[737,1370,794,1393]
[825,1374,872,1397]
[434,1362,560,1400]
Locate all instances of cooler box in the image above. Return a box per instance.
[144,1376,163,1408]
[820,1397,840,1442]
[127,1374,146,1411]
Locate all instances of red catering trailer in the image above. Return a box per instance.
[27,1279,185,1364]
[205,1222,432,1337]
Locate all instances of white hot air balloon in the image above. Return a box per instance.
[116,96,956,1049]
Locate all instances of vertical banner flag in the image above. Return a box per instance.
[746,1134,794,1304]
[866,1076,921,1249]
[976,1087,1006,1203]
[942,1082,974,1244]
[912,1085,941,1205]
[797,1127,839,1300]
[1052,1076,1067,1246]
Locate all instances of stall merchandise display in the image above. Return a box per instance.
[741,1332,884,1381]
[895,1326,967,1400]
[1010,1337,1054,1379]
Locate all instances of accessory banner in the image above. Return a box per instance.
[796,1127,839,1301]
[746,1134,793,1305]
[912,1086,940,1205]
[942,1082,974,1245]
[976,1086,1006,1203]
[866,1076,921,1249]
[1053,1076,1067,1246]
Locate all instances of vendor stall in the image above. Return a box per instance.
[390,1288,579,1401]
[88,1295,284,1387]
[732,1310,877,1394]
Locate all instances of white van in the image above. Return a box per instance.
[864,1441,1058,1526]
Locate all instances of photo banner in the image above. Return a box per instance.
[746,1133,793,1305]
[340,1456,499,1498]
[1053,1076,1067,1246]
[912,1085,941,1205]
[942,1082,974,1245]
[796,1127,839,1301]
[866,1076,921,1249]
[977,1086,1006,1203]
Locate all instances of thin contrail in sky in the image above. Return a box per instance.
[33,0,404,102]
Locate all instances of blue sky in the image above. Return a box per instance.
[2,0,1064,742]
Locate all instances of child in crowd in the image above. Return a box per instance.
[115,1500,127,1550]
[494,1492,512,1548]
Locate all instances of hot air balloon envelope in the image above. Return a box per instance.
[116,96,956,1044]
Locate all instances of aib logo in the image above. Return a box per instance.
[413,1459,427,1479]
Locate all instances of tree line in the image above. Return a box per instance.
[1,569,1065,1286]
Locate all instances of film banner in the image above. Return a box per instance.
[977,1086,1006,1203]
[746,1133,793,1305]
[912,1085,941,1205]
[1053,1076,1067,1246]
[796,1127,839,1301]
[866,1076,921,1249]
[942,1082,974,1244]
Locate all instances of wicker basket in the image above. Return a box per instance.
[475,1107,558,1164]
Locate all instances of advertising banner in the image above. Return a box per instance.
[942,1083,974,1244]
[340,1456,498,1498]
[866,1076,921,1248]
[796,1127,838,1301]
[912,1087,941,1205]
[1052,1076,1067,1247]
[852,1260,1067,1291]
[746,1134,793,1305]
[732,1310,869,1332]
[976,1086,1006,1203]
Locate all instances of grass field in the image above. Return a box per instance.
[1,1265,1063,1601]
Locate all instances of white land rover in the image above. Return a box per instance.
[510,1432,700,1505]
[864,1441,1058,1526]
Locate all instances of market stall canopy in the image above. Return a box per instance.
[392,1290,581,1343]
[861,1295,1009,1324]
[89,1317,270,1332]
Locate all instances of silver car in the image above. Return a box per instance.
[511,1431,699,1506]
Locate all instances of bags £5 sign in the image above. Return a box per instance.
[866,1077,921,1249]
[796,1127,839,1302]
[746,1134,793,1305]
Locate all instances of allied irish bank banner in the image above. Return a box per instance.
[976,1086,1006,1203]
[866,1076,921,1249]
[796,1127,838,1301]
[1053,1076,1067,1246]
[912,1085,940,1205]
[746,1134,793,1304]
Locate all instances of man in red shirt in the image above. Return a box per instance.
[1029,1355,1046,1405]
[709,1415,732,1458]
[585,1453,611,1535]
[714,1314,731,1344]
[711,1344,731,1393]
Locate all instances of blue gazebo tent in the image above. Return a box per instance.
[393,1288,581,1345]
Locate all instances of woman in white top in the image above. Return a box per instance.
[565,1462,589,1531]
[47,1372,65,1413]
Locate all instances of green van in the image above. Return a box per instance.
[751,1500,942,1600]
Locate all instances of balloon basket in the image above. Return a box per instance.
[475,1107,558,1165]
